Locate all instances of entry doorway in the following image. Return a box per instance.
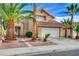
[15,26,21,36]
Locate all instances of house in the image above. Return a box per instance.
[60,22,79,38]
[35,9,62,38]
[14,7,62,38]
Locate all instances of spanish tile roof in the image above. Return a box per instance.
[37,20,62,28]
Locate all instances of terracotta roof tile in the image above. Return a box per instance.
[37,20,62,28]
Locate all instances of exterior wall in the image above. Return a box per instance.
[28,20,33,32]
[60,28,77,38]
[36,10,54,22]
[73,29,76,38]
[46,15,53,22]
[60,28,65,37]
[38,27,41,37]
[14,19,33,36]
[60,28,71,37]
[21,20,28,36]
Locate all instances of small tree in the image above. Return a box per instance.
[75,24,79,39]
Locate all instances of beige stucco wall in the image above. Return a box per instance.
[35,10,54,22]
[27,20,33,32]
[14,19,33,36]
[37,27,41,37]
[60,28,71,37]
[73,29,76,38]
[60,28,65,37]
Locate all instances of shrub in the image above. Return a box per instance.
[75,24,79,39]
[43,34,50,42]
[26,31,33,38]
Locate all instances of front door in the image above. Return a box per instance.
[15,26,21,36]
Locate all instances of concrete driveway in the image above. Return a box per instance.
[50,38,79,49]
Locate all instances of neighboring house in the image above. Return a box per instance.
[73,22,79,38]
[61,22,79,38]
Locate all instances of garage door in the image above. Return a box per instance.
[40,28,59,38]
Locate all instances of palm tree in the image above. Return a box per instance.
[0,3,32,41]
[67,4,79,38]
[61,18,72,37]
[75,24,79,39]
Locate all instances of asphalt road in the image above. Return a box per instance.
[16,49,79,56]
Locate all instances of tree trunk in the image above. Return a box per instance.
[6,19,15,41]
[32,20,37,41]
[65,28,67,37]
[32,3,37,39]
[33,20,37,37]
[70,15,73,38]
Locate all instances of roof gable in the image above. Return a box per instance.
[40,9,55,19]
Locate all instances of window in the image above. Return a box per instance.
[36,15,46,21]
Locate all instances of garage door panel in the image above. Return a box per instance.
[41,28,59,38]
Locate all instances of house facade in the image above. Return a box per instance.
[35,9,62,38]
[14,8,63,38]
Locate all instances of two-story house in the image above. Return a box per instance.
[14,8,62,38]
[35,9,62,38]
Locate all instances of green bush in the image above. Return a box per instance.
[75,24,79,39]
[26,32,33,37]
[43,34,50,42]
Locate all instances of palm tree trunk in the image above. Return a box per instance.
[32,20,37,41]
[6,18,15,41]
[33,3,37,39]
[33,20,36,37]
[70,15,73,38]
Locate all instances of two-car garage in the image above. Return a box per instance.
[40,27,60,38]
[38,21,62,38]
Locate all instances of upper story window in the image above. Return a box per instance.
[36,15,46,21]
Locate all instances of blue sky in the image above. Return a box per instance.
[23,3,79,22]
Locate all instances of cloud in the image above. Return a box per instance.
[55,15,79,22]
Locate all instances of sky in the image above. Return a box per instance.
[23,3,79,22]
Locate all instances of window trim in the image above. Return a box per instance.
[36,15,46,21]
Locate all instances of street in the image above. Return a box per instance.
[16,49,79,56]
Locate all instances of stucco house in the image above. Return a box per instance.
[14,8,79,38]
[14,8,63,38]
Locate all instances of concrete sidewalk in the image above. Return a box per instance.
[0,38,79,56]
